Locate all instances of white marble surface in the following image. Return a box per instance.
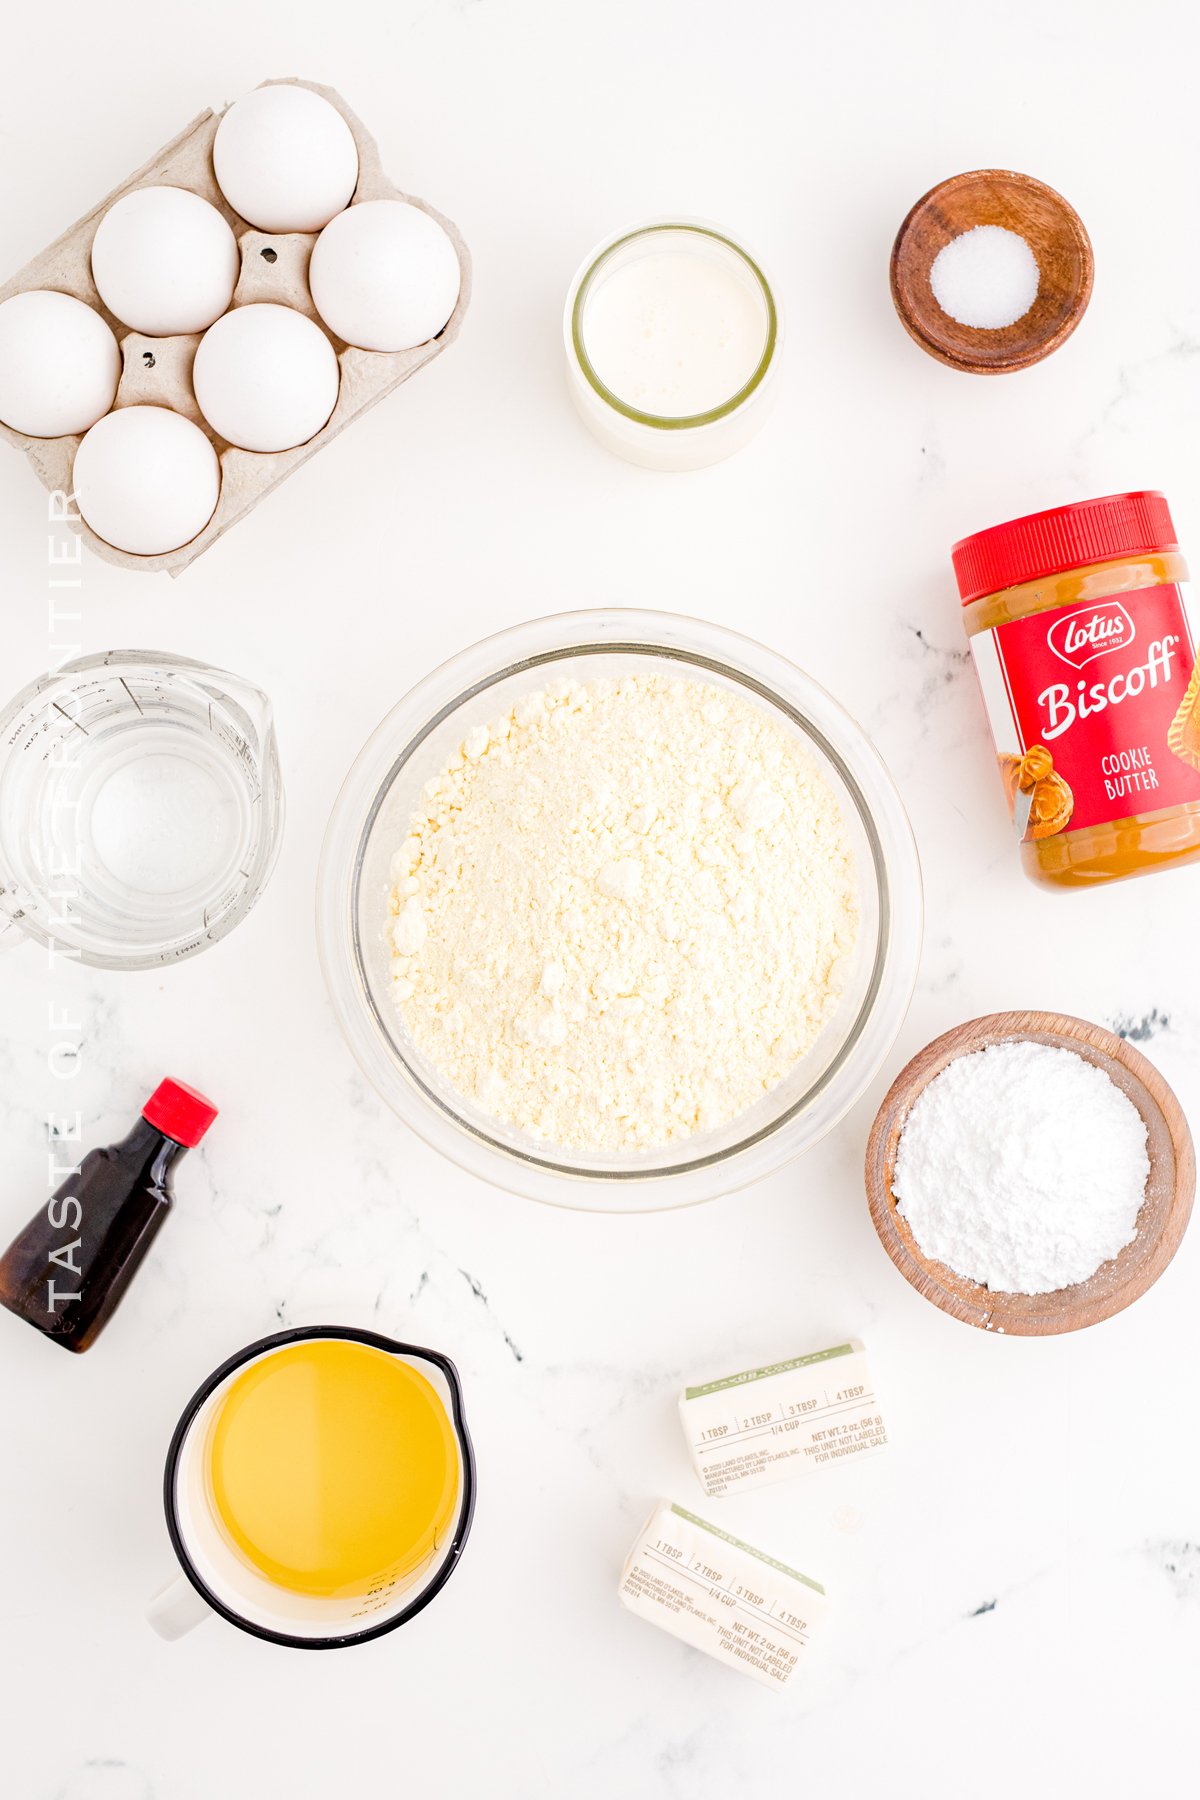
[2,4,1199,1796]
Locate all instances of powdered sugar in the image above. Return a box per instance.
[892,1040,1149,1294]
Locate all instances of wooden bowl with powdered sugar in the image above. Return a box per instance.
[864,1011,1195,1336]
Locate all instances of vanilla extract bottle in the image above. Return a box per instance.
[0,1078,217,1352]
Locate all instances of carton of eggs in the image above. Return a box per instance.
[0,79,470,574]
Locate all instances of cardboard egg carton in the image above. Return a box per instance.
[0,77,471,575]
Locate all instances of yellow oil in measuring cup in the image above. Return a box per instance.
[204,1338,461,1599]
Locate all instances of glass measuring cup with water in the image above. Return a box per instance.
[0,651,284,969]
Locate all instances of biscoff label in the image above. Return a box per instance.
[970,583,1200,838]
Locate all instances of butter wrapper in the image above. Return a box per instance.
[680,1340,887,1497]
[618,1501,827,1692]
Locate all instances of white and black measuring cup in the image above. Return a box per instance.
[148,1325,475,1650]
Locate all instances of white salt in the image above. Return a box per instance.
[892,1041,1149,1295]
[929,225,1040,331]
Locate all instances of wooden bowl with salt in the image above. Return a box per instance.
[890,170,1093,374]
[864,1011,1194,1336]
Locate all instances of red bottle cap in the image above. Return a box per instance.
[143,1078,218,1147]
[952,490,1179,606]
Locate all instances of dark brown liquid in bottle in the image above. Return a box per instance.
[0,1118,188,1352]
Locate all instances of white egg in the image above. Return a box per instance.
[91,187,239,336]
[0,290,121,437]
[193,303,340,452]
[72,406,220,555]
[214,85,359,233]
[309,200,460,352]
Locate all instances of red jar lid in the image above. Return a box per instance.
[952,491,1179,605]
[143,1078,218,1147]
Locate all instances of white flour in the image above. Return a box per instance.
[387,673,859,1152]
[892,1041,1149,1294]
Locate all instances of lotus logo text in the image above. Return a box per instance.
[1047,602,1135,670]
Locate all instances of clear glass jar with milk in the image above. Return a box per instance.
[563,219,782,470]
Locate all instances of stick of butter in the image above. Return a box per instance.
[680,1340,887,1497]
[618,1501,827,1692]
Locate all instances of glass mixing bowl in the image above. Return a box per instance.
[317,611,922,1211]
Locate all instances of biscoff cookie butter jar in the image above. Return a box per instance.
[954,492,1200,887]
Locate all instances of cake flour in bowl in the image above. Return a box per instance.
[318,610,922,1210]
[386,671,859,1154]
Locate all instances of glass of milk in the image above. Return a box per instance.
[564,219,782,471]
